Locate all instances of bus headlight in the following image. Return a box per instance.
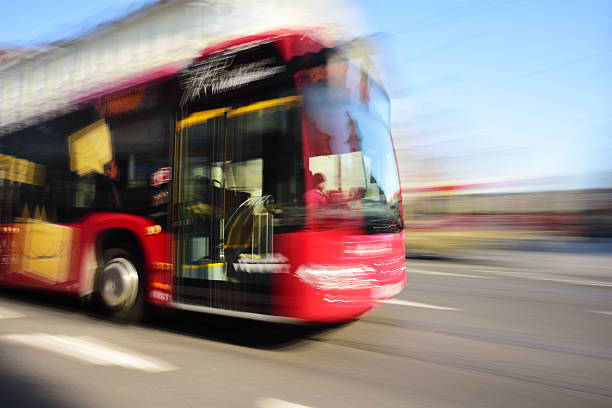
[295,264,376,291]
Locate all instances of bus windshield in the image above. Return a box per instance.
[301,76,403,233]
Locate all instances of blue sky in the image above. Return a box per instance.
[359,0,612,187]
[2,0,611,188]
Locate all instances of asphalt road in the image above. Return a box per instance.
[1,249,611,408]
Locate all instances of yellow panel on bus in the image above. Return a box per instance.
[14,216,73,284]
[0,154,46,186]
[68,120,113,176]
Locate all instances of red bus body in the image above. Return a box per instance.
[0,30,405,323]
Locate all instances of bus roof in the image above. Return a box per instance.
[196,28,332,62]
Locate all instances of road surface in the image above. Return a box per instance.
[1,249,611,407]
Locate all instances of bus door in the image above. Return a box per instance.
[173,105,275,314]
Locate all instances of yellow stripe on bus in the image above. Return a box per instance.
[183,263,225,269]
[177,96,301,130]
[177,107,230,130]
[227,95,302,117]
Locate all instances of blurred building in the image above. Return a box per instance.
[402,177,612,255]
[0,0,360,134]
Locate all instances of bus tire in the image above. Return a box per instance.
[96,246,145,322]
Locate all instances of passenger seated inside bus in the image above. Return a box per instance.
[303,173,328,207]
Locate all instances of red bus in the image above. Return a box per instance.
[0,30,405,323]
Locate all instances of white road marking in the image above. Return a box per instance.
[478,270,612,287]
[590,310,612,316]
[407,268,495,279]
[2,334,177,373]
[257,397,313,408]
[0,306,25,319]
[408,265,612,287]
[381,299,461,311]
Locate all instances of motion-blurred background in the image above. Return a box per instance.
[2,0,611,255]
[2,3,612,408]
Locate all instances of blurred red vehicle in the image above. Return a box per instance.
[0,30,405,323]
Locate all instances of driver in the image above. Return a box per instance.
[304,173,328,206]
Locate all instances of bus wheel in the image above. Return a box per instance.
[97,247,145,321]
